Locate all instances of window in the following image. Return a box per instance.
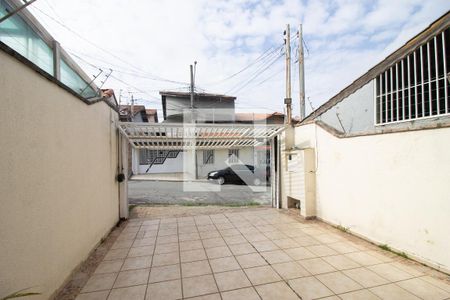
[203,150,214,164]
[228,149,239,163]
[375,28,450,125]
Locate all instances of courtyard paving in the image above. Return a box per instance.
[75,207,450,300]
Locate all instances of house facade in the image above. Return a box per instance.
[280,13,450,273]
[132,92,284,178]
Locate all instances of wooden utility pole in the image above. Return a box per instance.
[298,24,305,121]
[284,24,292,125]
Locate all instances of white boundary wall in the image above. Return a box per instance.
[290,123,450,272]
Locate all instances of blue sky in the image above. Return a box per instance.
[29,0,450,118]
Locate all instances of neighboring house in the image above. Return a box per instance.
[119,105,149,122]
[281,12,450,273]
[146,108,158,123]
[0,0,124,298]
[133,92,283,177]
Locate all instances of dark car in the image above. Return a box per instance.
[207,164,269,186]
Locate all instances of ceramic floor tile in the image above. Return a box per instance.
[235,253,267,268]
[113,268,149,288]
[149,264,180,283]
[180,240,204,251]
[345,252,383,266]
[370,283,421,300]
[202,237,227,248]
[297,258,337,275]
[108,285,146,300]
[343,267,390,288]
[75,291,109,300]
[104,248,129,261]
[182,274,218,298]
[339,289,381,300]
[368,263,415,282]
[229,243,256,256]
[181,260,212,278]
[397,277,450,300]
[255,281,300,300]
[316,271,363,294]
[221,287,260,300]
[244,265,282,285]
[154,242,179,254]
[272,238,300,249]
[214,269,252,291]
[181,248,207,263]
[81,273,117,293]
[146,279,182,300]
[95,260,124,274]
[322,254,361,270]
[128,246,154,258]
[121,256,152,271]
[205,246,232,259]
[288,276,334,300]
[209,256,241,273]
[251,240,279,252]
[306,245,339,257]
[152,252,179,267]
[285,247,316,260]
[223,234,247,245]
[260,250,293,264]
[272,261,310,280]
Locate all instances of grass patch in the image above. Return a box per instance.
[335,224,350,233]
[378,244,409,259]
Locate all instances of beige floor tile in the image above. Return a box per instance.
[152,252,179,267]
[200,231,221,239]
[285,247,316,260]
[104,248,129,261]
[113,268,149,288]
[272,238,300,249]
[421,275,450,293]
[209,256,241,273]
[370,283,421,300]
[221,287,260,300]
[146,279,182,300]
[327,242,360,254]
[180,240,204,251]
[343,267,390,288]
[132,238,156,248]
[95,260,124,274]
[272,261,310,280]
[223,234,247,245]
[154,242,179,254]
[156,234,178,244]
[108,285,146,300]
[293,236,321,247]
[182,260,212,277]
[397,277,450,300]
[205,246,232,259]
[181,248,207,263]
[149,264,180,283]
[158,228,177,236]
[368,263,415,282]
[288,276,334,300]
[202,237,227,248]
[220,228,240,236]
[82,273,117,293]
[251,240,279,252]
[121,256,152,271]
[235,253,267,268]
[297,258,337,275]
[111,239,134,250]
[183,274,218,298]
[345,252,383,266]
[255,281,300,300]
[391,261,425,277]
[263,230,289,240]
[187,293,221,300]
[245,233,269,243]
[322,254,361,270]
[229,243,256,255]
[179,232,201,242]
[197,224,216,232]
[306,245,339,257]
[244,265,282,285]
[75,291,109,300]
[178,226,198,234]
[365,250,395,263]
[316,271,362,294]
[214,269,252,291]
[128,246,154,258]
[339,289,381,300]
[260,250,293,264]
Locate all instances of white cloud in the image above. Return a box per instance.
[28,0,450,118]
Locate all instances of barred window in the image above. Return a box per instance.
[228,149,239,163]
[375,28,450,125]
[203,150,214,164]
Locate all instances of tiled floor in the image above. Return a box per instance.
[76,208,450,300]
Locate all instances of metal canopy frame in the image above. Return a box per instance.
[119,122,285,150]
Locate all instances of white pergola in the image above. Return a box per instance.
[118,122,285,150]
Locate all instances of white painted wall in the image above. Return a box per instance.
[139,151,184,174]
[288,123,450,272]
[197,148,254,178]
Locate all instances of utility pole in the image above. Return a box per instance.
[190,64,195,122]
[130,94,134,122]
[284,24,292,125]
[298,24,306,121]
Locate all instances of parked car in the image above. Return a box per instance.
[207,164,269,186]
